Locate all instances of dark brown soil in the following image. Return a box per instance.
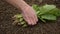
[0,0,60,34]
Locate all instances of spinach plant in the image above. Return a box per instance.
[32,4,60,22]
[13,4,60,27]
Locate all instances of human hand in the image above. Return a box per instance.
[21,6,38,25]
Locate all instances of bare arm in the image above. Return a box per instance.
[5,0,29,10]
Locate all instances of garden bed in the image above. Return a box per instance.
[0,0,60,34]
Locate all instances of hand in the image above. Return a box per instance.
[21,6,38,25]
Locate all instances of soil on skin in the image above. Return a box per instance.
[0,0,60,34]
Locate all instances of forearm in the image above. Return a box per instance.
[5,0,29,10]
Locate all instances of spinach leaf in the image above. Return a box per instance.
[41,14,56,20]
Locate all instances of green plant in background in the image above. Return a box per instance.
[13,4,60,27]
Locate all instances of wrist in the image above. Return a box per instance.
[18,0,30,10]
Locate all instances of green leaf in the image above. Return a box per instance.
[43,4,56,10]
[41,14,56,20]
[48,8,60,16]
[36,11,40,15]
[21,21,26,25]
[22,24,27,27]
[32,4,40,11]
[15,14,22,18]
[19,18,24,22]
[38,16,46,22]
[39,4,56,15]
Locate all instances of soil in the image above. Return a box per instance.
[0,0,60,34]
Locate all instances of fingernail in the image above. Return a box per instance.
[28,21,32,25]
[31,22,36,25]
